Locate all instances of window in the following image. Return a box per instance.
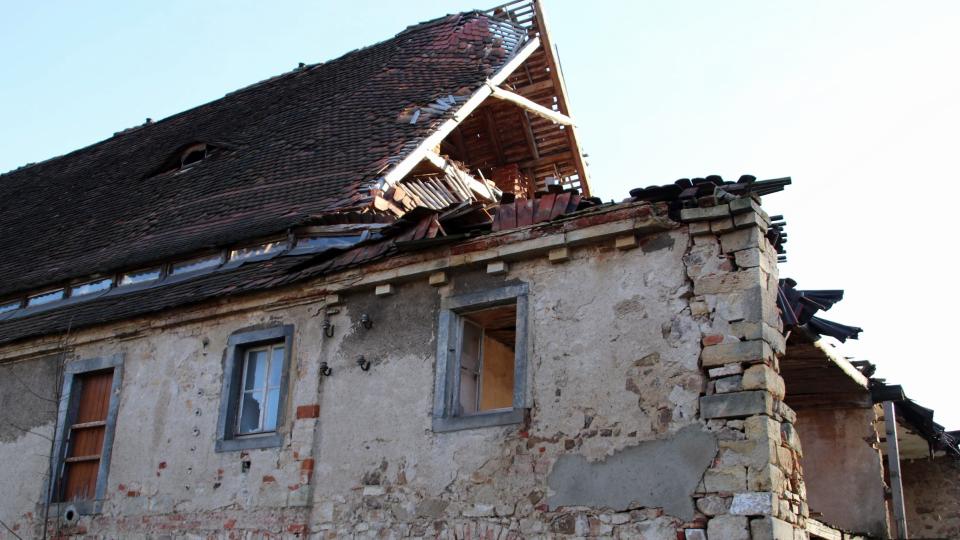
[170,254,222,276]
[433,284,528,432]
[228,241,286,262]
[119,268,161,286]
[71,278,113,297]
[28,288,65,306]
[216,325,293,452]
[49,354,124,515]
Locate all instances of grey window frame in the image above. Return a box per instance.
[432,283,529,432]
[47,354,124,515]
[216,325,294,452]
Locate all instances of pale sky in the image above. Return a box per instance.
[1,1,957,428]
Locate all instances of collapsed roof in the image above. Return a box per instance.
[0,0,590,303]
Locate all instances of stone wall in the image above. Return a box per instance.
[0,201,806,538]
[902,456,960,539]
[681,199,809,540]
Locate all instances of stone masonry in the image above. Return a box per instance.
[0,200,811,539]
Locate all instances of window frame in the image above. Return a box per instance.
[47,354,124,515]
[216,325,294,452]
[432,284,529,432]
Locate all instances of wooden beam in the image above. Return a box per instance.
[423,150,499,201]
[883,401,910,540]
[379,36,541,188]
[532,0,592,196]
[487,84,574,126]
[520,110,541,161]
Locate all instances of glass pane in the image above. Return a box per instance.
[119,268,161,286]
[459,321,483,415]
[0,301,21,314]
[263,389,280,431]
[171,254,221,275]
[229,241,285,262]
[269,346,284,387]
[71,278,112,296]
[28,289,65,306]
[238,390,264,434]
[243,350,267,391]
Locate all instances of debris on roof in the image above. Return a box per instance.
[778,278,863,342]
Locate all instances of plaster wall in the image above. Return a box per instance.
[794,407,888,538]
[902,456,960,539]
[0,227,720,538]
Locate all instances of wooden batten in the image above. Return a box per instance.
[488,84,574,126]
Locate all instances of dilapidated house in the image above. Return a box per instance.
[0,2,956,539]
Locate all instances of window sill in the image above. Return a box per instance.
[432,408,524,433]
[215,432,282,452]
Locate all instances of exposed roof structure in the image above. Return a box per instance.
[0,0,591,306]
[777,278,863,342]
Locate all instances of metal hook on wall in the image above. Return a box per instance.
[319,362,332,377]
[360,314,373,330]
[357,356,371,371]
[322,319,334,338]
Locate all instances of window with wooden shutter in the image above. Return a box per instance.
[58,370,113,502]
[50,354,123,514]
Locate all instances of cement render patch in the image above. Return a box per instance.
[547,425,718,520]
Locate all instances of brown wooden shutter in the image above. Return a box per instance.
[60,370,113,501]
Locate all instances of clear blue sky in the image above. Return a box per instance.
[2,1,958,428]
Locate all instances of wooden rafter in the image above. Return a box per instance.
[487,84,573,126]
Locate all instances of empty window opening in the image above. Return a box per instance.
[0,300,21,314]
[237,343,284,435]
[119,268,161,286]
[458,304,516,415]
[179,143,208,168]
[71,278,113,297]
[57,369,114,502]
[28,289,65,307]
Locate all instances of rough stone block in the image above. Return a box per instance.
[708,364,743,378]
[745,416,782,446]
[688,221,712,236]
[703,467,747,492]
[748,463,785,492]
[775,400,797,424]
[720,227,763,253]
[324,294,341,306]
[711,218,736,234]
[701,340,773,367]
[731,491,775,516]
[733,211,770,233]
[719,439,776,469]
[693,267,762,295]
[695,494,730,516]
[428,271,448,286]
[374,283,394,296]
[749,516,796,540]
[715,375,743,394]
[614,234,638,249]
[684,528,707,540]
[548,247,570,262]
[680,204,730,222]
[701,391,773,419]
[486,260,508,274]
[742,364,786,399]
[707,514,749,540]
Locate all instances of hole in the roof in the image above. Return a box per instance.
[180,143,208,168]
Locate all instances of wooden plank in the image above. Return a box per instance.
[518,151,572,170]
[488,85,574,126]
[532,0,591,196]
[65,454,101,463]
[482,106,507,163]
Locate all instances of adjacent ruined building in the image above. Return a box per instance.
[0,2,957,539]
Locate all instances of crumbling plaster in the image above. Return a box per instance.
[0,202,807,538]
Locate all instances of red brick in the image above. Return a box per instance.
[224,519,237,530]
[702,334,725,346]
[126,490,140,497]
[261,475,276,484]
[300,458,315,472]
[296,404,320,419]
[287,523,308,534]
